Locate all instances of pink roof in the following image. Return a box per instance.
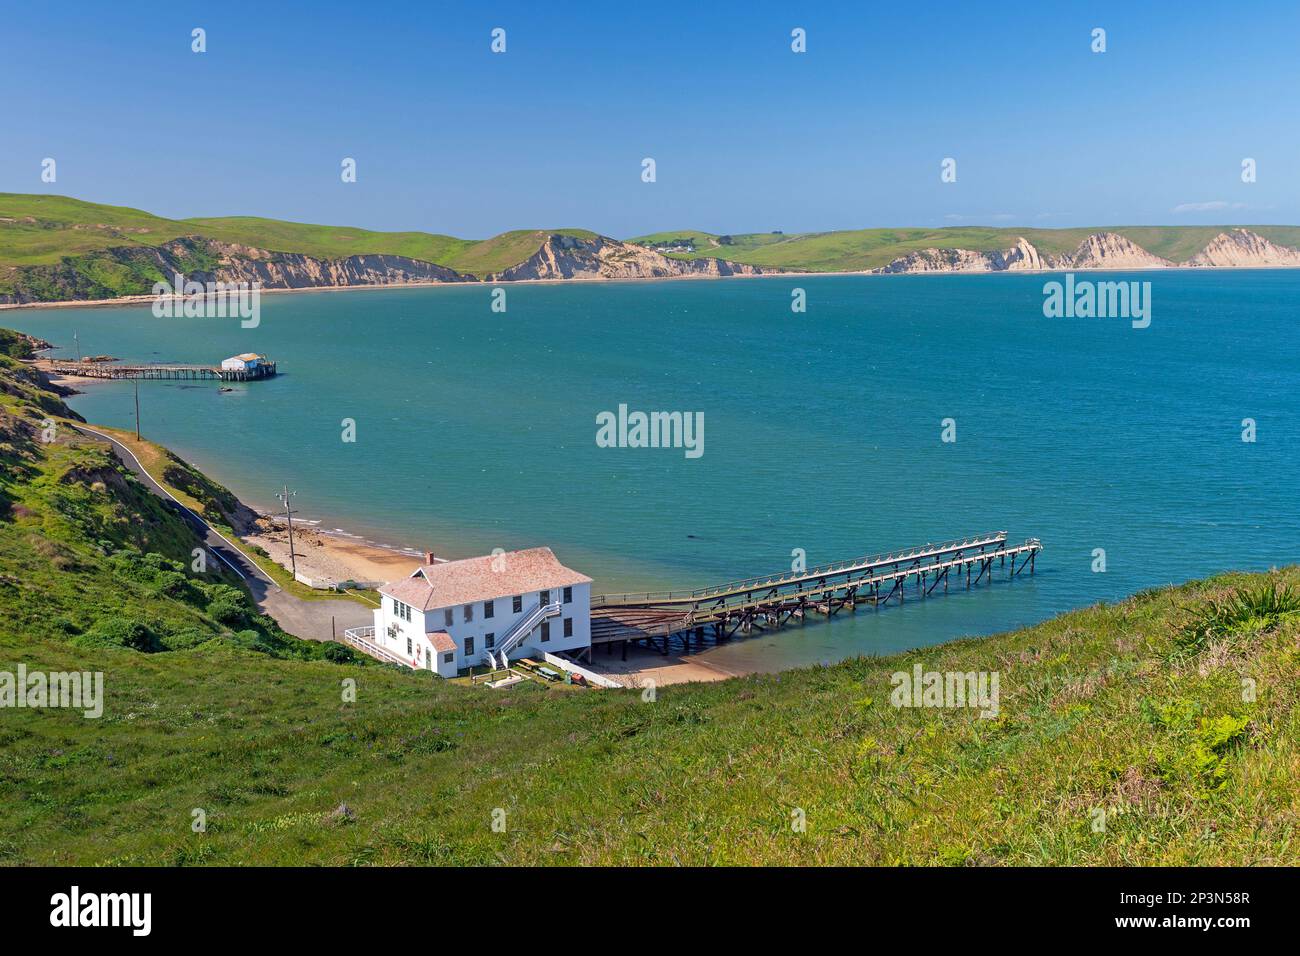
[379,547,590,611]
[427,631,456,653]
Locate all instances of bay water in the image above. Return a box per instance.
[13,270,1299,673]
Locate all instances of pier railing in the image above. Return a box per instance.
[592,531,1009,607]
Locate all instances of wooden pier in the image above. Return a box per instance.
[39,359,277,382]
[586,532,1041,661]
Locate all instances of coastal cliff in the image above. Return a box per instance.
[0,233,763,305]
[5,189,1300,305]
[490,234,766,281]
[876,236,1046,274]
[0,237,472,305]
[1184,228,1300,268]
[877,230,1203,275]
[199,240,470,289]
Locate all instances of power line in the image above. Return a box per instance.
[276,485,299,579]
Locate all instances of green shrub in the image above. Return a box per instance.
[320,642,358,664]
[72,617,160,652]
[160,627,212,650]
[1176,582,1300,656]
[208,598,250,628]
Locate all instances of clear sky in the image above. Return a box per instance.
[3,0,1297,238]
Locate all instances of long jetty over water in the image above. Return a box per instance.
[586,532,1041,660]
[40,360,276,382]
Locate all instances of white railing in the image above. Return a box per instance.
[341,626,408,666]
[541,652,623,689]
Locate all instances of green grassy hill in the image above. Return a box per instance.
[1,330,1296,865]
[0,194,592,287]
[183,215,477,265]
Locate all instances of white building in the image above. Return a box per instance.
[220,352,268,372]
[366,547,592,677]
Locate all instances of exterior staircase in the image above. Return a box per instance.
[485,600,561,669]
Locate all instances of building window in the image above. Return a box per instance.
[484,600,494,619]
[512,595,522,613]
[406,637,412,655]
[563,617,573,638]
[444,608,453,628]
[425,648,431,667]
[465,636,475,656]
[540,622,550,642]
[485,633,495,650]
[464,604,473,623]
[563,586,572,604]
[541,590,551,605]
[443,652,453,664]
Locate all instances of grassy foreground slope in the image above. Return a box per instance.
[631,226,1300,272]
[1,337,1296,866]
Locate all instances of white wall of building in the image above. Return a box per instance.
[372,581,591,675]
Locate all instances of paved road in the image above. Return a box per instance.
[72,424,373,641]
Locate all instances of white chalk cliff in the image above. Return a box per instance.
[873,229,1297,275]
[491,234,764,281]
[1184,228,1300,268]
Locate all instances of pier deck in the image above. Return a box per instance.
[39,360,277,382]
[587,532,1041,660]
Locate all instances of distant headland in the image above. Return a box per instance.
[4,193,1300,307]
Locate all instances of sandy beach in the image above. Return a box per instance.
[245,521,425,587]
[583,643,741,686]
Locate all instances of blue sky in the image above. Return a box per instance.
[2,1,1297,238]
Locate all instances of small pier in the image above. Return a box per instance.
[586,532,1041,660]
[40,357,277,382]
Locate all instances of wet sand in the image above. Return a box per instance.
[246,523,424,587]
[583,643,742,686]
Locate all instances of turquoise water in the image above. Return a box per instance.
[14,271,1300,672]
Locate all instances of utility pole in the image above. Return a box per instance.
[133,378,141,441]
[276,485,299,579]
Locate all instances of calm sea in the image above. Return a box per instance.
[13,271,1300,672]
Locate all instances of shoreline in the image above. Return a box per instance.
[0,271,803,312]
[245,518,426,587]
[4,261,1298,313]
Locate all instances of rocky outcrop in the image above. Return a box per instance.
[1059,232,1171,269]
[491,234,766,281]
[876,232,1175,275]
[1184,228,1300,268]
[199,240,471,289]
[0,232,765,305]
[0,237,474,304]
[876,247,1002,274]
[1000,237,1046,271]
[877,236,1045,273]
